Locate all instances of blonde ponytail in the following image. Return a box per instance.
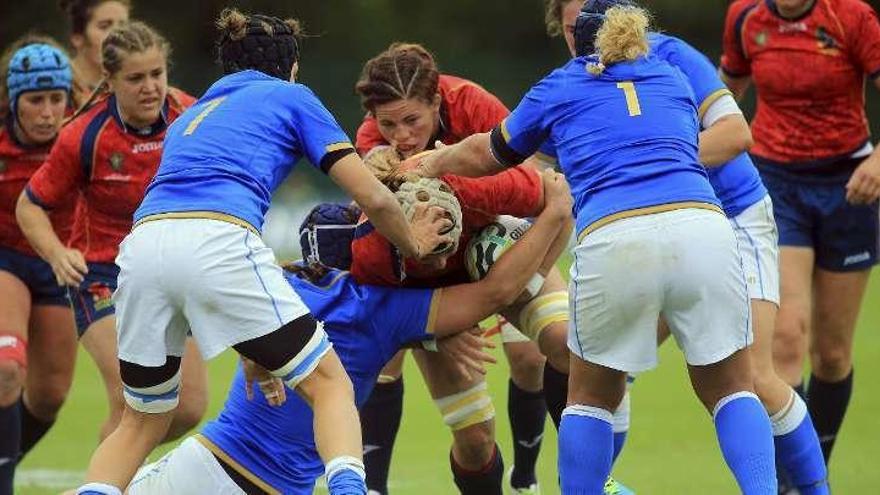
[586,6,651,75]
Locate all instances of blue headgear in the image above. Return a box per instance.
[298,203,362,270]
[7,43,72,115]
[574,0,636,57]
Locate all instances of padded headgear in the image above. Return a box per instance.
[574,0,636,57]
[394,177,463,256]
[298,203,361,270]
[219,14,300,80]
[7,43,72,115]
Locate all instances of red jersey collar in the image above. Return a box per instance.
[107,94,170,138]
[765,0,818,22]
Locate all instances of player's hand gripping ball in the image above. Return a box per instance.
[465,215,533,280]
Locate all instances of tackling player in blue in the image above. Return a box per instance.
[76,9,452,495]
[535,1,829,493]
[417,4,779,494]
[122,169,573,494]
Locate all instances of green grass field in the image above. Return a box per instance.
[15,275,880,494]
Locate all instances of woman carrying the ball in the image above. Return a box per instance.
[352,42,571,495]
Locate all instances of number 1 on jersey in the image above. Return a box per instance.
[183,96,226,136]
[616,82,642,117]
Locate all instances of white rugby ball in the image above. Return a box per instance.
[465,215,532,281]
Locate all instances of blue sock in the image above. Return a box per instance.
[713,392,777,494]
[612,389,630,464]
[559,405,613,495]
[612,431,628,463]
[326,456,367,495]
[771,391,829,495]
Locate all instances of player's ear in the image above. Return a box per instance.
[289,61,299,82]
[431,93,441,111]
[71,33,85,52]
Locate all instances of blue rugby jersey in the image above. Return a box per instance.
[134,70,355,230]
[492,55,720,238]
[649,33,766,218]
[199,267,438,493]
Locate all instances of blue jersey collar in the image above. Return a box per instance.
[108,94,169,137]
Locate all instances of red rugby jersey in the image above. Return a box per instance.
[722,0,880,164]
[26,88,195,263]
[355,74,511,156]
[0,128,76,255]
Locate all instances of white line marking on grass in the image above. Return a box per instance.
[15,469,84,489]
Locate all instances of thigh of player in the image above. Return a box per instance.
[662,209,752,367]
[172,219,313,361]
[128,436,245,495]
[567,214,667,374]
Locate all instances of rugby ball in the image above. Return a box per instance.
[465,215,532,281]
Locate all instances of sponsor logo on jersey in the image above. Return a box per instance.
[109,152,124,171]
[843,251,871,266]
[778,21,808,34]
[132,141,163,154]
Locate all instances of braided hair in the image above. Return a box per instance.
[355,42,440,113]
[216,8,302,80]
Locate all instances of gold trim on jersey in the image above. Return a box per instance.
[577,201,723,242]
[533,150,558,167]
[500,119,512,142]
[325,142,355,153]
[698,88,733,120]
[195,434,281,495]
[133,211,260,236]
[424,289,442,335]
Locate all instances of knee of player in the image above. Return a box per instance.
[25,383,70,420]
[775,305,810,336]
[171,392,208,434]
[453,420,496,463]
[809,346,852,381]
[507,346,546,377]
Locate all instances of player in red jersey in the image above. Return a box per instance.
[353,43,569,495]
[722,0,880,476]
[0,37,77,495]
[15,22,208,448]
[59,0,131,109]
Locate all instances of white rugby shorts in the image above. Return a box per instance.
[128,436,244,494]
[115,218,311,367]
[730,195,780,304]
[568,208,752,372]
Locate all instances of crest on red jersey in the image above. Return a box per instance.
[754,30,768,46]
[109,152,124,171]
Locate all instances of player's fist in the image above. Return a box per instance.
[241,356,287,406]
[846,154,880,205]
[542,169,572,216]
[48,247,87,286]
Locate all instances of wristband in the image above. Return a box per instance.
[524,273,546,299]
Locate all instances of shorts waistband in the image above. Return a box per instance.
[194,434,278,495]
[577,202,723,242]
[133,212,260,236]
